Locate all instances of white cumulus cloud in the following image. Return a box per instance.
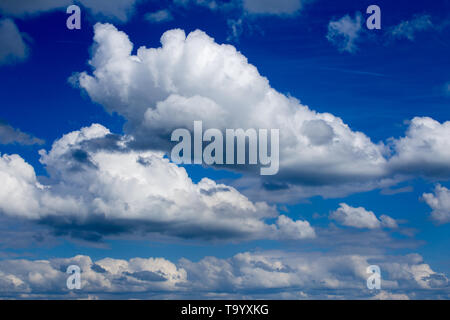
[330,203,397,229]
[71,23,450,202]
[422,184,450,224]
[0,124,315,242]
[75,23,388,191]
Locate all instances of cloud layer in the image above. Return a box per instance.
[0,251,447,299]
[72,23,450,203]
[0,124,315,242]
[75,23,388,188]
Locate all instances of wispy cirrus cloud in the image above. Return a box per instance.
[0,0,141,22]
[0,121,44,145]
[144,9,173,23]
[326,12,362,53]
[174,0,312,16]
[172,0,315,41]
[387,14,433,41]
[0,18,29,66]
[242,0,303,16]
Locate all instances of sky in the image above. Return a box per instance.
[0,0,449,299]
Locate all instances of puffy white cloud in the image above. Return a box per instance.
[0,255,186,296]
[326,13,362,53]
[180,251,448,297]
[388,14,433,41]
[330,203,397,229]
[422,184,450,224]
[0,18,29,66]
[0,121,44,145]
[145,9,174,23]
[68,24,450,202]
[0,124,315,242]
[381,254,449,290]
[1,251,446,299]
[0,153,45,219]
[75,23,388,191]
[275,215,315,239]
[388,117,450,178]
[379,214,398,229]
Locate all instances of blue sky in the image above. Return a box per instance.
[0,0,449,299]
